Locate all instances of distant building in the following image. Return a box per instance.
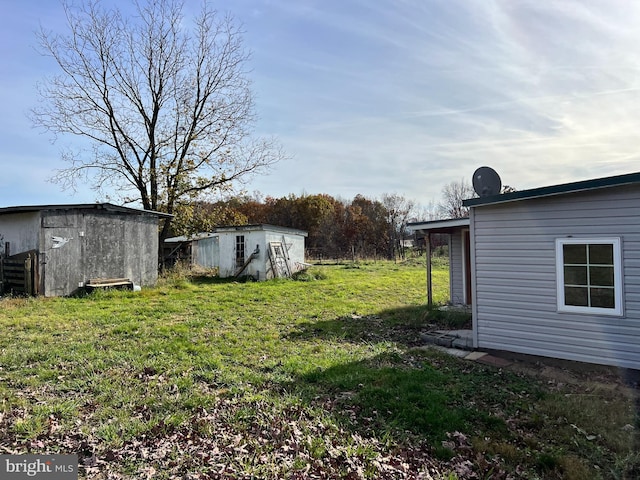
[164,233,219,269]
[163,224,308,280]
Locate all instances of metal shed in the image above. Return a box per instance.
[0,203,170,296]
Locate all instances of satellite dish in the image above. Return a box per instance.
[472,166,502,197]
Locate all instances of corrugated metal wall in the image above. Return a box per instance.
[193,236,219,269]
[472,184,640,369]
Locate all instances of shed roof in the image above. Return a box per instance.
[165,232,218,243]
[215,224,308,237]
[0,202,173,218]
[463,170,640,208]
[407,217,469,234]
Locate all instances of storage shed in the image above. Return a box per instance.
[164,233,219,269]
[216,224,308,280]
[461,171,640,370]
[0,203,171,296]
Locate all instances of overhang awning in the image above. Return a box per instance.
[407,217,469,235]
[407,217,470,306]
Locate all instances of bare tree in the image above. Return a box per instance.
[437,179,477,219]
[32,0,282,240]
[381,193,416,260]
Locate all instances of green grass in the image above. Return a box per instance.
[0,259,637,479]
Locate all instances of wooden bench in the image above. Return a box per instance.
[85,278,134,291]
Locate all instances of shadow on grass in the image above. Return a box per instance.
[283,349,514,445]
[279,305,522,446]
[189,275,242,285]
[287,304,471,348]
[279,308,639,477]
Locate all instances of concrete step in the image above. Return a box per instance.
[421,329,473,350]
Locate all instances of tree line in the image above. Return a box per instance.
[170,193,417,261]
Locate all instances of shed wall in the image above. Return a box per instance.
[0,212,40,254]
[472,185,640,369]
[450,232,465,304]
[217,229,306,280]
[193,236,219,269]
[217,230,261,278]
[265,231,306,269]
[41,209,159,296]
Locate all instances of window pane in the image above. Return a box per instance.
[564,244,587,264]
[589,266,614,287]
[565,286,588,306]
[589,244,613,265]
[590,288,615,308]
[564,266,587,285]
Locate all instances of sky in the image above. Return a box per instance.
[2,0,640,214]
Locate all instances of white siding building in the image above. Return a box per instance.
[164,233,220,269]
[463,172,640,370]
[411,172,640,369]
[164,225,308,280]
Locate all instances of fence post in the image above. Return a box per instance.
[25,253,32,295]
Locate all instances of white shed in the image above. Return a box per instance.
[215,224,308,280]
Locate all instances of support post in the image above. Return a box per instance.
[426,233,433,306]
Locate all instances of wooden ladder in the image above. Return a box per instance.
[268,242,291,278]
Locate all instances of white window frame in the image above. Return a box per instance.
[555,237,623,316]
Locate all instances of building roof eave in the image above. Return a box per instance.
[0,202,173,218]
[407,217,470,234]
[463,171,640,208]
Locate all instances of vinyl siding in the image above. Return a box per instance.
[472,184,640,369]
[450,232,465,304]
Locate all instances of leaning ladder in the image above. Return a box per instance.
[268,242,292,278]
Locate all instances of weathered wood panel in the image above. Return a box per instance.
[2,250,38,295]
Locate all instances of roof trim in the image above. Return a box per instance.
[164,232,218,243]
[0,203,173,218]
[463,171,640,207]
[215,224,308,237]
[407,217,469,233]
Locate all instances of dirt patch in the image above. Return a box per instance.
[484,349,639,392]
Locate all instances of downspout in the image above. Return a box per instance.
[448,234,453,304]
